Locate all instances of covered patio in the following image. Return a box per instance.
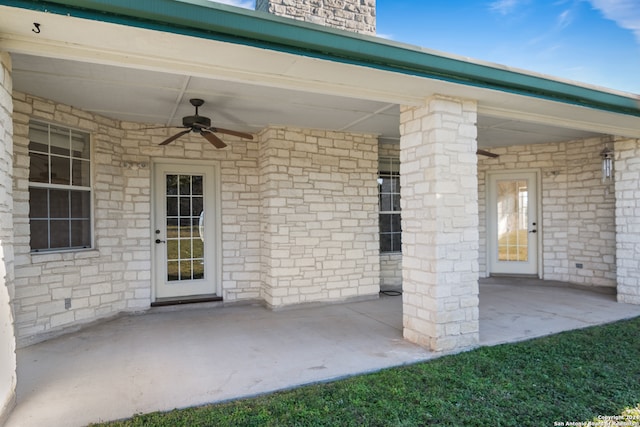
[2,2,640,424]
[6,279,640,427]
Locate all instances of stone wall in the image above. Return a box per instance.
[11,93,262,346]
[259,126,380,307]
[0,51,16,424]
[478,138,617,287]
[256,0,376,35]
[12,93,147,346]
[11,94,381,345]
[614,138,640,303]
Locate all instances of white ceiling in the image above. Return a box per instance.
[12,53,403,138]
[4,4,639,149]
[10,53,602,148]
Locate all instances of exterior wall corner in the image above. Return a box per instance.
[0,50,17,424]
[259,126,380,308]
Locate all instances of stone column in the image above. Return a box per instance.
[0,51,16,423]
[399,95,479,352]
[614,138,640,304]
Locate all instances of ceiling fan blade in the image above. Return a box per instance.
[477,149,499,158]
[159,129,191,145]
[210,127,254,140]
[200,130,227,149]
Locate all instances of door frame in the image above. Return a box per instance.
[486,169,542,278]
[151,158,222,301]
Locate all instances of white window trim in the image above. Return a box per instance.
[378,156,402,254]
[28,120,94,253]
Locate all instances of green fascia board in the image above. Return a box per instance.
[5,0,640,117]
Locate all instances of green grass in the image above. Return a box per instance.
[92,317,640,427]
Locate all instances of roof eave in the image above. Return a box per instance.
[5,0,640,117]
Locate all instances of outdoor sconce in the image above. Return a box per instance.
[601,146,613,182]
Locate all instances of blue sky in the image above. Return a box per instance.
[216,0,640,94]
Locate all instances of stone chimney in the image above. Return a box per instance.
[256,0,376,36]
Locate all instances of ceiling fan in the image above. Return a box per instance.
[158,98,253,148]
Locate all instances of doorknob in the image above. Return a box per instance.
[528,229,537,233]
[155,229,165,243]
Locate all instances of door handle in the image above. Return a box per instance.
[528,229,537,234]
[155,239,165,244]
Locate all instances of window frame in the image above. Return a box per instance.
[28,120,94,253]
[378,157,402,254]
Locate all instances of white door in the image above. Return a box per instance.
[153,163,219,299]
[488,171,539,276]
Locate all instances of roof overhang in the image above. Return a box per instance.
[2,0,640,144]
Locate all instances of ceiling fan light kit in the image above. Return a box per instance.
[158,98,253,148]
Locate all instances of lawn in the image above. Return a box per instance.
[93,317,640,427]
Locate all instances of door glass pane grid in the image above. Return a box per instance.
[166,174,205,282]
[496,180,528,262]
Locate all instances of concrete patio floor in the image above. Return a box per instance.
[6,279,640,427]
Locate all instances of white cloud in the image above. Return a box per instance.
[557,9,574,29]
[587,0,640,44]
[489,0,523,15]
[208,0,254,9]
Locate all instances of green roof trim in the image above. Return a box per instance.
[5,0,640,117]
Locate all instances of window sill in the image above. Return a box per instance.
[30,248,100,264]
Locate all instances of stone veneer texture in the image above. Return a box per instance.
[614,138,640,303]
[0,51,17,423]
[477,138,617,287]
[399,96,479,352]
[11,93,380,345]
[255,0,376,35]
[259,126,380,307]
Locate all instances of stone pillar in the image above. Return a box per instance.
[614,138,640,304]
[399,95,479,352]
[256,0,376,35]
[0,51,16,423]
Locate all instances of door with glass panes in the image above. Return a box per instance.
[487,171,539,276]
[153,163,219,299]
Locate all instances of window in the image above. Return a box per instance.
[28,121,92,252]
[378,157,401,253]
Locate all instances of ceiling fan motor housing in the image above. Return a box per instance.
[183,115,211,129]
